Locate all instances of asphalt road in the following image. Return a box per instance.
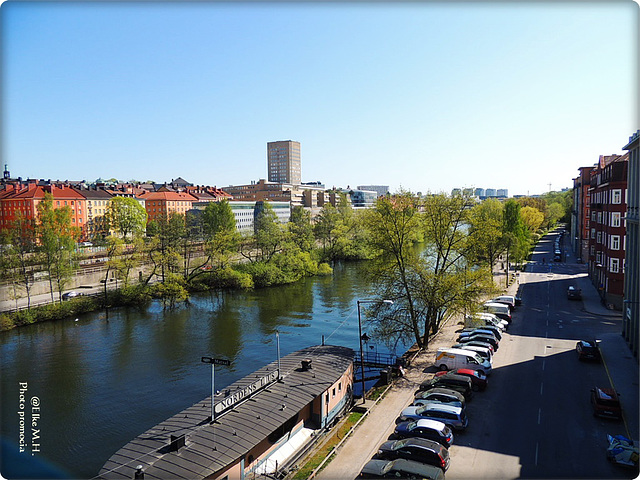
[447,230,631,479]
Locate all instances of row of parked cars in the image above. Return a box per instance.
[359,296,518,479]
[553,230,564,262]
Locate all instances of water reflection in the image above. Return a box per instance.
[0,261,409,478]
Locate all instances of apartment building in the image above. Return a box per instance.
[622,130,639,356]
[0,181,87,237]
[267,140,301,185]
[587,153,629,309]
[141,190,198,223]
[75,187,113,239]
[572,166,595,261]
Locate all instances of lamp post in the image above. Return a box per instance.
[356,299,393,404]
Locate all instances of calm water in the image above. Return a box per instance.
[1,262,408,479]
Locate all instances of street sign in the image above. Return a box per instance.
[201,357,231,366]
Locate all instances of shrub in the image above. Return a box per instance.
[236,262,287,288]
[317,263,333,276]
[0,313,15,331]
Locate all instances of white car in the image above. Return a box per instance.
[491,295,516,309]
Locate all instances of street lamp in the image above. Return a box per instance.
[356,299,393,404]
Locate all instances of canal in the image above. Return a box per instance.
[1,262,409,479]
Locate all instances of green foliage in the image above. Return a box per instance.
[108,285,152,306]
[202,200,237,236]
[289,206,315,252]
[107,196,147,239]
[2,295,99,330]
[317,262,334,276]
[236,261,287,288]
[36,193,80,302]
[149,273,189,309]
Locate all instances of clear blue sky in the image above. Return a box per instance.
[2,1,637,196]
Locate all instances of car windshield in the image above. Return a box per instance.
[392,439,409,450]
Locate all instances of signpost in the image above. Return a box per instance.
[201,357,231,422]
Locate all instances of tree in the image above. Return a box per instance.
[146,213,185,284]
[363,193,423,347]
[502,200,529,287]
[36,194,80,302]
[520,206,544,234]
[0,215,37,310]
[364,192,494,350]
[202,200,236,237]
[467,199,505,279]
[289,206,314,252]
[107,196,147,240]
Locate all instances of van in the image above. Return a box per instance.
[483,302,512,323]
[453,344,492,363]
[434,348,492,375]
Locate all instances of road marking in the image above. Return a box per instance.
[538,408,541,424]
[540,382,543,395]
[535,442,539,466]
[542,359,545,371]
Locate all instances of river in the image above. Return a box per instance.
[0,261,409,479]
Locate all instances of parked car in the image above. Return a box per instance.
[434,348,492,375]
[436,368,488,391]
[414,387,466,409]
[590,387,622,419]
[460,326,502,341]
[478,312,510,330]
[393,419,454,448]
[419,374,473,400]
[62,291,80,300]
[576,340,601,361]
[359,458,445,479]
[377,437,450,471]
[483,302,512,323]
[491,295,516,310]
[457,333,499,351]
[452,344,493,363]
[567,286,582,300]
[452,339,494,354]
[397,403,468,431]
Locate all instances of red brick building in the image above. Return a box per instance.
[588,153,629,309]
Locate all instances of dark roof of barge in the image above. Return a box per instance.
[99,345,354,480]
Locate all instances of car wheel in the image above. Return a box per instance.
[439,364,448,371]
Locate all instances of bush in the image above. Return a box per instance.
[0,313,15,331]
[236,261,287,288]
[317,263,333,276]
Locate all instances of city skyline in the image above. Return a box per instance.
[2,2,636,196]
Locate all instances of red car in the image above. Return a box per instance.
[435,369,488,391]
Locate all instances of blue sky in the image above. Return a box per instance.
[2,1,637,196]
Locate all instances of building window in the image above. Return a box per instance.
[612,189,622,204]
[610,258,619,273]
[611,212,621,227]
[597,212,602,224]
[597,232,601,244]
[611,235,620,250]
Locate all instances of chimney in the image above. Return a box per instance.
[301,359,312,371]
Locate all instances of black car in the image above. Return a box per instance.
[567,286,582,300]
[377,437,450,471]
[576,340,601,361]
[359,458,445,479]
[414,387,466,408]
[393,419,454,448]
[419,374,473,400]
